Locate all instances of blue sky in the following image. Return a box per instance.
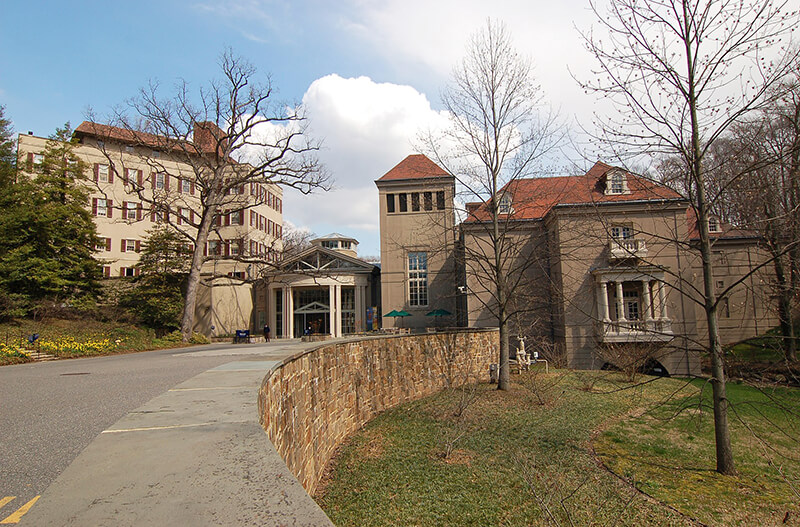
[1,0,598,256]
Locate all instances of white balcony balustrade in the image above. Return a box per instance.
[609,238,648,259]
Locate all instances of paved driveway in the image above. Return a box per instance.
[0,340,329,525]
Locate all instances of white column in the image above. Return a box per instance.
[286,286,294,339]
[329,284,336,337]
[599,281,610,322]
[355,285,364,332]
[642,280,653,321]
[658,281,669,320]
[268,286,276,336]
[335,284,342,337]
[615,281,626,322]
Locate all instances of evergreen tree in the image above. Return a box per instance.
[0,106,15,188]
[0,124,101,317]
[120,225,190,330]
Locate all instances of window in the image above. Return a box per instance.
[386,193,395,213]
[125,239,138,253]
[95,238,111,251]
[399,193,408,212]
[125,145,134,153]
[708,216,721,233]
[623,290,640,320]
[411,192,420,212]
[436,191,445,210]
[322,240,338,249]
[33,153,44,165]
[208,240,221,256]
[341,241,352,250]
[93,198,112,217]
[721,297,731,318]
[423,192,433,211]
[498,193,513,214]
[610,225,633,239]
[155,173,166,190]
[408,252,428,306]
[180,178,192,194]
[120,267,136,277]
[606,171,627,195]
[716,280,725,289]
[123,201,138,220]
[229,241,240,256]
[125,168,139,186]
[97,164,110,183]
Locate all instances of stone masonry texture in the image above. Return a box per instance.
[258,330,499,494]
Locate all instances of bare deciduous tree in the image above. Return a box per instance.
[89,50,328,341]
[579,0,799,475]
[423,19,564,391]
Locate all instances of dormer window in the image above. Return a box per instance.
[708,216,721,233]
[605,170,628,195]
[498,193,513,214]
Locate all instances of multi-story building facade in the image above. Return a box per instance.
[17,121,284,335]
[375,155,459,329]
[377,156,778,376]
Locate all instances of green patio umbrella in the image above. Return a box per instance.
[383,309,411,329]
[425,309,452,317]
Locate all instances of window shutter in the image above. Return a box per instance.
[164,210,169,223]
[134,268,140,277]
[151,207,156,222]
[121,239,126,252]
[105,238,112,252]
[239,210,244,225]
[92,198,98,216]
[151,173,156,189]
[238,239,243,253]
[93,163,99,183]
[224,242,230,257]
[178,178,183,193]
[107,200,113,218]
[27,152,34,169]
[203,243,208,256]
[137,203,143,221]
[164,174,170,191]
[135,240,141,252]
[176,210,182,225]
[190,181,195,195]
[137,170,143,187]
[120,268,125,277]
[224,211,230,226]
[108,163,114,183]
[190,210,195,223]
[122,170,128,185]
[104,266,111,278]
[122,201,128,217]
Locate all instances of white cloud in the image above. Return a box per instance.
[282,74,450,255]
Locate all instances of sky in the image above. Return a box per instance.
[1,0,603,257]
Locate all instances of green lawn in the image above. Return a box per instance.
[0,318,204,364]
[317,371,800,527]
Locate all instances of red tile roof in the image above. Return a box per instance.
[376,154,451,182]
[74,121,169,149]
[74,121,226,155]
[465,162,682,222]
[685,208,758,240]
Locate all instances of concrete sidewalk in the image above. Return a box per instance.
[21,340,335,526]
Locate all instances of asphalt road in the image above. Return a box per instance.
[0,343,244,521]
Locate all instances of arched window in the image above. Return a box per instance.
[708,216,721,233]
[607,171,627,194]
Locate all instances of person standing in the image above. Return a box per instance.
[263,324,270,342]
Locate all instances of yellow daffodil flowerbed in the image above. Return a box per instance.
[0,342,31,361]
[38,335,121,356]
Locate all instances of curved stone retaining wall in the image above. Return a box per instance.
[258,329,498,494]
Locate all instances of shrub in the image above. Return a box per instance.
[190,332,210,345]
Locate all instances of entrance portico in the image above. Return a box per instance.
[265,237,379,339]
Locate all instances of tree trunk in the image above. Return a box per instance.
[180,206,215,341]
[774,252,797,361]
[498,304,510,390]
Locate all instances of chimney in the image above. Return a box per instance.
[193,121,226,155]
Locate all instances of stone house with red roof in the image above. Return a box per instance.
[377,155,778,376]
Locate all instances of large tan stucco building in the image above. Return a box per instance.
[375,155,459,329]
[17,122,283,336]
[377,155,778,376]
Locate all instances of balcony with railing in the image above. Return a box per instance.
[599,318,673,343]
[608,238,648,260]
